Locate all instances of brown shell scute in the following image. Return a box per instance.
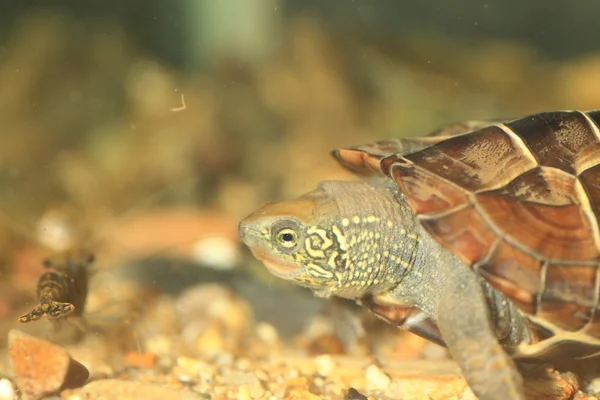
[332,135,460,175]
[333,110,600,334]
[402,125,538,193]
[504,111,600,174]
[475,190,598,261]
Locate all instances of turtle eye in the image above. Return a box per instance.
[271,219,303,253]
[276,228,299,249]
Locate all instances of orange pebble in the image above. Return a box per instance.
[124,351,157,368]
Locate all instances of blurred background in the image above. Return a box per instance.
[0,0,599,397]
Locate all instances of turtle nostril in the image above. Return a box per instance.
[238,220,253,243]
[238,223,248,243]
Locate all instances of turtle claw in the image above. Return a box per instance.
[18,301,75,323]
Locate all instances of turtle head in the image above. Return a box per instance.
[239,184,342,295]
[239,180,418,299]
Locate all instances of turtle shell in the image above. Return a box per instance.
[332,110,600,342]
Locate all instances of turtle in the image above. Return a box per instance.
[239,110,600,400]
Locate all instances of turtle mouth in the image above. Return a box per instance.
[250,246,302,280]
[262,260,301,280]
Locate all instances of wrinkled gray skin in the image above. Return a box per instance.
[240,178,532,400]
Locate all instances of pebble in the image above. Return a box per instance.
[285,388,320,400]
[344,387,369,400]
[284,376,320,400]
[248,378,266,398]
[256,322,279,343]
[65,379,203,400]
[235,358,252,371]
[175,284,253,354]
[0,379,15,400]
[176,356,214,380]
[235,385,252,400]
[313,354,336,377]
[8,329,89,400]
[196,325,228,357]
[191,236,241,270]
[124,351,158,368]
[307,334,345,355]
[213,352,235,367]
[144,335,174,357]
[364,364,391,391]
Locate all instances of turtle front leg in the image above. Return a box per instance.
[359,292,446,348]
[436,274,526,400]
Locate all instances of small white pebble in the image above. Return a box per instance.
[314,354,336,376]
[176,356,213,379]
[235,385,252,400]
[365,364,391,390]
[248,377,266,398]
[236,358,252,370]
[283,368,300,380]
[214,352,235,367]
[144,335,173,356]
[256,370,269,381]
[0,380,15,400]
[304,316,335,339]
[192,237,241,270]
[256,322,279,343]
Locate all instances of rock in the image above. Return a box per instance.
[364,363,391,391]
[344,387,369,400]
[235,385,252,400]
[307,334,345,355]
[313,354,336,377]
[64,379,203,400]
[0,379,16,400]
[175,356,214,382]
[124,351,158,368]
[191,236,241,270]
[284,376,320,399]
[255,322,279,344]
[8,329,89,400]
